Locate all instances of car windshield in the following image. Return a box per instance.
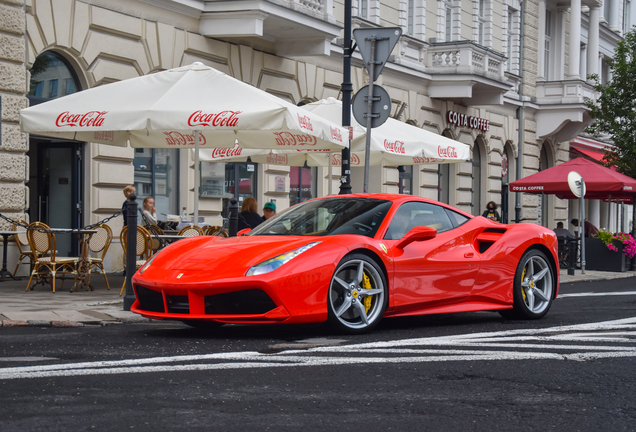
[249,198,392,237]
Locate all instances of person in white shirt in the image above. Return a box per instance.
[142,196,157,226]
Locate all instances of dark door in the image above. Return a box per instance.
[29,139,83,256]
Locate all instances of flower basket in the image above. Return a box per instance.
[585,237,630,272]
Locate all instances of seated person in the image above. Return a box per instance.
[571,218,598,238]
[553,221,574,239]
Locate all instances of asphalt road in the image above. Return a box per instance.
[1,278,635,431]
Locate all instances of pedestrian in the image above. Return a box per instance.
[263,201,277,220]
[122,185,135,226]
[238,197,265,230]
[142,196,157,225]
[482,201,501,222]
[553,221,574,239]
[571,218,599,238]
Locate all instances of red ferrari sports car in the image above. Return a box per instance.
[131,194,559,333]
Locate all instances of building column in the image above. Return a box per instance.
[568,0,581,79]
[537,0,546,81]
[587,6,600,80]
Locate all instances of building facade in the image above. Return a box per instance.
[0,0,633,272]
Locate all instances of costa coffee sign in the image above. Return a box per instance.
[56,111,107,128]
[331,153,361,166]
[297,114,313,131]
[447,110,490,132]
[188,110,241,127]
[163,131,208,146]
[273,132,317,146]
[384,139,405,154]
[438,145,458,159]
[209,145,243,159]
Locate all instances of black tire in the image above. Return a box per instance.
[181,320,224,330]
[326,253,388,334]
[499,249,555,320]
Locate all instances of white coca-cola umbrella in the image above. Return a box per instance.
[19,63,348,220]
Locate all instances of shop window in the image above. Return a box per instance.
[399,165,413,195]
[28,51,81,105]
[133,149,180,220]
[221,162,258,216]
[290,166,317,206]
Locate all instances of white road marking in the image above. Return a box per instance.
[559,291,636,298]
[1,317,636,380]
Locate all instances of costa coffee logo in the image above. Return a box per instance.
[267,153,289,165]
[188,110,241,127]
[438,146,458,158]
[297,114,313,131]
[93,131,114,142]
[384,139,405,154]
[330,126,343,142]
[163,131,208,146]
[447,110,490,132]
[56,111,107,128]
[331,153,361,166]
[210,144,242,159]
[273,132,317,146]
[412,157,442,164]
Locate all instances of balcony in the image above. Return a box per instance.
[199,0,341,56]
[426,41,511,106]
[535,80,596,141]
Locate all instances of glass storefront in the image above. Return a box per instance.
[133,148,180,221]
[290,166,316,206]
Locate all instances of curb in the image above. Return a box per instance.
[0,317,151,328]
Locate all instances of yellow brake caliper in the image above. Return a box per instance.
[362,272,373,312]
[521,267,527,301]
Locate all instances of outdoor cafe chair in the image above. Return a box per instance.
[86,223,113,290]
[119,225,151,296]
[204,225,229,237]
[145,224,164,256]
[26,222,78,293]
[12,220,38,277]
[177,224,205,237]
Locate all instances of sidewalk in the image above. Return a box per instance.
[1,269,635,328]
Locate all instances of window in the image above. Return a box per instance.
[385,201,454,240]
[438,163,450,204]
[290,166,317,206]
[444,208,470,227]
[33,81,43,97]
[224,162,257,208]
[398,165,413,194]
[472,143,482,216]
[407,0,415,35]
[359,0,368,18]
[133,148,180,220]
[65,78,75,95]
[48,79,58,98]
[624,0,631,34]
[507,10,514,70]
[478,0,486,45]
[544,10,553,79]
[28,51,81,104]
[445,0,453,41]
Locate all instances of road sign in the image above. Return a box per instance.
[353,27,402,82]
[352,85,392,129]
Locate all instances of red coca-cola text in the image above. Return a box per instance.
[188,110,241,127]
[384,139,406,154]
[273,132,317,146]
[56,111,107,128]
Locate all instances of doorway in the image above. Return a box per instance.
[28,138,84,256]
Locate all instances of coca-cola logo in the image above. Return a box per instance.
[56,111,107,128]
[163,131,208,146]
[210,144,242,158]
[188,110,241,127]
[331,153,360,166]
[331,126,343,142]
[412,157,442,164]
[273,132,317,146]
[438,146,458,158]
[384,139,405,154]
[297,114,313,131]
[93,131,114,142]
[351,153,361,165]
[267,153,289,164]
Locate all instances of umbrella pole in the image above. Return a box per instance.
[580,179,585,274]
[194,130,200,225]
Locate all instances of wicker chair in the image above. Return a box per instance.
[204,225,229,237]
[177,224,205,237]
[12,220,37,276]
[25,222,78,293]
[145,224,165,256]
[119,225,151,296]
[86,224,114,290]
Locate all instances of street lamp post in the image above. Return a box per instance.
[339,0,353,195]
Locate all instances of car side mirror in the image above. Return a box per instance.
[395,226,437,250]
[237,228,251,236]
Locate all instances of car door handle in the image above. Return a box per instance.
[464,252,474,258]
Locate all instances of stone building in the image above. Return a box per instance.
[0,0,633,273]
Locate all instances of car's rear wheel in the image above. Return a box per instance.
[500,249,555,319]
[327,254,388,334]
[181,320,224,330]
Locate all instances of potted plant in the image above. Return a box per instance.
[585,229,636,272]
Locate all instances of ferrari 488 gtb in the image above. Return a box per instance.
[131,194,559,333]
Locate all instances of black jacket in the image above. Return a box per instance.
[238,211,265,230]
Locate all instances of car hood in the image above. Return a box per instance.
[151,235,323,273]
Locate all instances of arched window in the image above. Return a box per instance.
[28,51,81,104]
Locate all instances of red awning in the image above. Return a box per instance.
[509,157,636,201]
[570,146,617,170]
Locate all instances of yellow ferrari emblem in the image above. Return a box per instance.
[379,243,388,254]
[176,273,184,279]
[352,290,359,298]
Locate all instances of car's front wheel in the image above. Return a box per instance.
[500,249,555,319]
[327,254,388,334]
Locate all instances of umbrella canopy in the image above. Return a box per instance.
[509,157,636,200]
[19,63,348,151]
[196,97,470,166]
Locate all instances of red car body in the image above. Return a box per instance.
[131,194,559,329]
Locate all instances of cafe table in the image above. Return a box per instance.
[0,230,25,282]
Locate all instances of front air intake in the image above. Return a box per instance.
[135,286,165,313]
[204,289,277,315]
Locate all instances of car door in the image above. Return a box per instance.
[384,202,481,314]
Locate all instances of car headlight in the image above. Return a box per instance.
[138,254,157,274]
[246,242,321,276]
